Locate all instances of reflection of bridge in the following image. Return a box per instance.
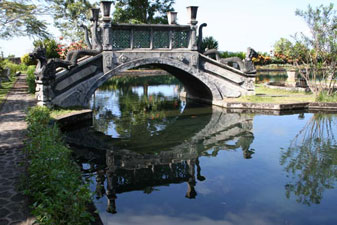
[68,108,254,214]
[33,2,256,107]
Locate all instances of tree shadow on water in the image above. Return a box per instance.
[280,113,337,206]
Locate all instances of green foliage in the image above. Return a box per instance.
[276,3,337,96]
[273,38,293,56]
[101,74,180,90]
[220,51,246,60]
[24,106,94,224]
[21,54,36,66]
[200,36,218,53]
[26,65,36,94]
[33,39,60,59]
[1,59,27,76]
[316,91,337,102]
[113,0,175,24]
[0,0,49,39]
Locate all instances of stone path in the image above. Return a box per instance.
[0,75,35,225]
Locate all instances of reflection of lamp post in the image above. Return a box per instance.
[100,1,113,18]
[167,11,178,25]
[90,8,100,21]
[186,6,198,25]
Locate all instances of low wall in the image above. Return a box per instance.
[53,109,92,130]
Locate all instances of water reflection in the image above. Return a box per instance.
[66,75,337,224]
[69,109,255,214]
[281,113,337,205]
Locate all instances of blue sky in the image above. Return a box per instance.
[0,0,334,57]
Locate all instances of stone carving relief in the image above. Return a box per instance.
[118,54,129,64]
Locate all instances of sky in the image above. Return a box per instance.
[0,0,334,57]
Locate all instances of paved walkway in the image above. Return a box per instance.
[0,75,35,225]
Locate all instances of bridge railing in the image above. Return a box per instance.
[109,24,193,50]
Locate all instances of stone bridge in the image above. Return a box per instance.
[33,2,256,107]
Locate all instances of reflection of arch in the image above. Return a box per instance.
[86,57,215,105]
[67,109,255,214]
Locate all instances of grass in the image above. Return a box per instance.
[316,91,337,102]
[0,77,17,106]
[50,107,88,119]
[233,84,316,103]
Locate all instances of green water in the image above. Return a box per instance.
[66,76,337,225]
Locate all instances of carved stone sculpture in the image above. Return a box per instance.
[29,47,72,82]
[203,47,258,74]
[66,8,103,67]
[197,23,207,53]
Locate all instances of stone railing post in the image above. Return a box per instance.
[187,6,198,50]
[101,1,113,51]
[101,1,113,74]
[35,80,52,106]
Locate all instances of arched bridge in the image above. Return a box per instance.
[32,3,256,108]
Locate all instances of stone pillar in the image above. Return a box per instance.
[189,25,198,50]
[101,1,113,74]
[102,18,112,51]
[286,69,297,87]
[187,6,198,51]
[35,80,52,106]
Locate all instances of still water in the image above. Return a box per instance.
[66,75,337,225]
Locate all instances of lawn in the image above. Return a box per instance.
[234,84,316,103]
[0,78,17,106]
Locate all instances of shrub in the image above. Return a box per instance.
[220,51,246,60]
[201,36,218,52]
[21,53,37,66]
[34,38,60,59]
[316,91,337,102]
[56,40,87,59]
[1,59,26,76]
[24,106,94,225]
[26,65,36,94]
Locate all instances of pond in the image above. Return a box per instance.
[65,74,337,225]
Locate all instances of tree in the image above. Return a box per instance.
[112,0,175,24]
[49,0,95,41]
[0,0,49,39]
[200,36,218,53]
[274,38,293,56]
[292,3,337,96]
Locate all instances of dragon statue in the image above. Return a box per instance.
[29,47,72,82]
[66,8,103,67]
[197,23,258,74]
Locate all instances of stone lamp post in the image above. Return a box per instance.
[100,1,113,52]
[187,6,199,50]
[167,11,178,25]
[101,0,113,18]
[90,8,100,21]
[187,6,198,25]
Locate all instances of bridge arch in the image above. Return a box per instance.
[84,57,217,106]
